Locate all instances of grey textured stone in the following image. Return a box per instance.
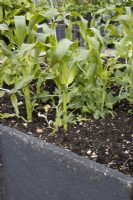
[0,125,133,200]
[0,134,5,200]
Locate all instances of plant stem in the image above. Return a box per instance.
[101,82,106,113]
[63,89,67,131]
[23,85,32,122]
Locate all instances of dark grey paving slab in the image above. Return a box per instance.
[0,125,133,200]
[0,135,5,200]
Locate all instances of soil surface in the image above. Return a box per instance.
[0,93,133,177]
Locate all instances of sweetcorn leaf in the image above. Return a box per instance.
[44,9,59,19]
[11,93,19,116]
[12,75,34,93]
[38,23,54,35]
[0,23,9,30]
[65,50,90,86]
[17,42,45,59]
[79,16,88,39]
[66,65,77,87]
[86,36,100,51]
[86,63,97,83]
[90,28,104,46]
[0,40,12,56]
[29,14,44,31]
[14,16,27,46]
[60,49,89,87]
[17,43,37,58]
[33,32,50,43]
[71,49,89,65]
[28,14,45,43]
[51,38,73,65]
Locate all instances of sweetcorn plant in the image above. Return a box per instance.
[0,15,41,121]
[0,10,58,121]
[0,11,117,129]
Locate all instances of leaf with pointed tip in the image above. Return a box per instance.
[90,28,104,46]
[44,9,59,19]
[17,42,46,59]
[14,16,27,46]
[0,23,9,31]
[0,40,12,57]
[51,38,73,65]
[12,75,34,93]
[29,14,44,31]
[11,93,19,116]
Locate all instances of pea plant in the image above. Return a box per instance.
[89,1,133,48]
[67,16,117,119]
[113,10,133,104]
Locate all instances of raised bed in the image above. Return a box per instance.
[0,125,133,200]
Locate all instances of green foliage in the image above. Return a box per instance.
[114,13,133,104]
[66,0,91,17]
[0,13,51,121]
[89,1,133,48]
[0,1,133,132]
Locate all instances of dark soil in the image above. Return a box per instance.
[0,93,133,177]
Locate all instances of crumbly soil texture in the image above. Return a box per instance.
[0,92,133,177]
